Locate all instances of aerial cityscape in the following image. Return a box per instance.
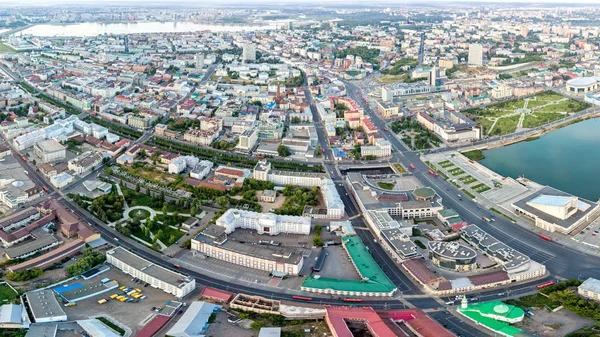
[0,1,600,337]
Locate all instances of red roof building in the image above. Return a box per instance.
[325,306,397,337]
[135,315,170,337]
[200,287,233,303]
[385,310,455,337]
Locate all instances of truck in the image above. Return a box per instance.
[118,297,127,302]
[119,286,126,291]
[97,299,108,304]
[134,288,142,293]
[110,294,119,299]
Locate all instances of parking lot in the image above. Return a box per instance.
[572,219,600,248]
[62,267,184,335]
[311,245,361,280]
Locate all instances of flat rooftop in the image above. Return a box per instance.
[107,247,192,287]
[25,289,66,322]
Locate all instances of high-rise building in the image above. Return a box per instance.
[194,53,204,69]
[429,66,438,86]
[468,44,483,66]
[242,43,256,62]
[123,35,129,54]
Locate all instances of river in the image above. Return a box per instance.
[480,118,600,201]
[18,21,278,37]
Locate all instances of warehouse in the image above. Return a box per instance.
[24,289,67,323]
[106,247,196,298]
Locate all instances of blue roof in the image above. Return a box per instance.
[529,195,572,207]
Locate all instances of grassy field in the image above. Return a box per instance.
[448,168,465,176]
[523,112,565,128]
[0,43,15,54]
[459,175,478,185]
[0,284,19,304]
[472,183,491,193]
[438,161,454,168]
[376,74,406,84]
[461,150,485,161]
[461,189,476,199]
[377,182,395,190]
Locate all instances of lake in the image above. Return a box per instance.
[480,118,600,201]
[18,21,278,37]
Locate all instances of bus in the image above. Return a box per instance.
[540,234,552,242]
[409,164,415,170]
[428,169,438,177]
[482,216,491,223]
[537,281,555,290]
[173,264,181,269]
[343,298,363,303]
[291,295,313,301]
[42,186,48,192]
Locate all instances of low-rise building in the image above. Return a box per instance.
[106,247,196,298]
[578,278,600,301]
[67,151,103,175]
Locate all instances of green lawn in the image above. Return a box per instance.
[128,209,150,220]
[472,183,491,193]
[0,43,16,54]
[488,115,521,136]
[522,113,565,128]
[96,317,125,336]
[459,175,478,185]
[0,284,19,304]
[461,189,475,199]
[448,168,465,176]
[535,99,590,113]
[393,163,406,173]
[377,182,395,190]
[461,150,485,161]
[438,161,454,168]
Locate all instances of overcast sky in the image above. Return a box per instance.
[7,0,600,4]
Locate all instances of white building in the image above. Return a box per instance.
[578,278,600,301]
[190,160,213,180]
[242,43,256,62]
[50,172,74,189]
[68,151,103,175]
[237,128,258,151]
[321,179,344,219]
[217,209,311,235]
[253,160,325,187]
[33,139,66,163]
[361,138,392,158]
[168,157,187,174]
[13,129,46,151]
[106,247,196,298]
[166,301,221,337]
[468,44,483,66]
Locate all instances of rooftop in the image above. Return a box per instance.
[325,306,397,337]
[580,277,600,294]
[107,247,193,287]
[428,241,477,260]
[25,289,66,322]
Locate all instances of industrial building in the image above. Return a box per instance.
[166,301,221,337]
[106,247,196,298]
[24,289,67,323]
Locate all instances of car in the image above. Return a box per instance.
[581,231,586,235]
[593,232,598,236]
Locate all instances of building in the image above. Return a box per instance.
[192,227,305,276]
[360,138,392,158]
[68,151,103,175]
[253,160,326,187]
[428,241,477,272]
[324,306,397,337]
[512,186,600,234]
[189,160,213,180]
[24,289,67,323]
[261,190,276,203]
[13,129,46,151]
[258,327,281,337]
[242,43,256,62]
[166,301,221,337]
[106,247,196,298]
[416,111,481,142]
[566,77,600,95]
[216,209,311,235]
[578,278,600,301]
[33,139,66,163]
[468,44,483,66]
[457,299,529,337]
[49,172,74,189]
[302,236,397,297]
[168,157,187,174]
[0,303,28,328]
[237,128,258,151]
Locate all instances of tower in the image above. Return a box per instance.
[124,35,129,54]
[429,66,438,87]
[242,43,256,63]
[461,296,468,309]
[468,44,483,66]
[194,53,204,69]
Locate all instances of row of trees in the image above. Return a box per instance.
[88,116,143,139]
[6,268,43,282]
[66,248,106,277]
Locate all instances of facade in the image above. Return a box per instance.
[566,77,600,95]
[13,129,46,151]
[68,151,103,175]
[191,233,304,276]
[360,138,392,158]
[253,160,326,187]
[33,139,66,163]
[106,247,196,298]
[237,128,258,151]
[216,209,311,235]
[468,44,483,66]
[578,278,600,301]
[168,157,187,174]
[183,129,217,146]
[242,43,257,62]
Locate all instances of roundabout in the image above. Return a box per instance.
[128,208,151,220]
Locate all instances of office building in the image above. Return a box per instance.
[216,209,311,235]
[237,128,258,151]
[242,43,256,62]
[468,44,483,66]
[194,53,204,69]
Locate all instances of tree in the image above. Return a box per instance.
[216,196,229,209]
[190,205,197,217]
[277,144,291,157]
[135,183,140,192]
[162,203,168,215]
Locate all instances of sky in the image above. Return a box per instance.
[7,0,600,3]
